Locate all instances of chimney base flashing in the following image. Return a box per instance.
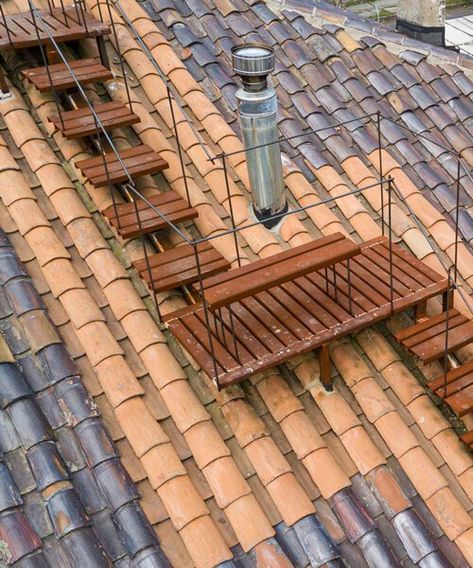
[253,200,289,230]
[396,18,445,48]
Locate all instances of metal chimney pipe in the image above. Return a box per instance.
[232,44,287,229]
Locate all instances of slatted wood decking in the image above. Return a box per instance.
[133,242,231,293]
[102,191,198,239]
[395,309,473,364]
[22,58,112,92]
[165,236,449,388]
[0,7,109,50]
[75,145,168,188]
[48,101,140,139]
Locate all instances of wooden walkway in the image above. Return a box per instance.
[165,236,449,387]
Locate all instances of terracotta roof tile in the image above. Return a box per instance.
[375,411,419,458]
[115,396,168,457]
[339,425,386,475]
[426,487,473,542]
[95,355,144,407]
[407,395,451,440]
[185,421,231,469]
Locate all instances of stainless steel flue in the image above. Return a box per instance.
[232,44,287,228]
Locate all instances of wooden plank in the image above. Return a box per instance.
[394,310,461,342]
[204,234,360,311]
[22,58,112,92]
[109,197,190,229]
[220,302,286,353]
[135,242,230,293]
[432,370,473,398]
[410,320,473,364]
[116,208,198,239]
[0,7,109,49]
[402,313,467,349]
[203,233,345,290]
[48,101,140,139]
[428,360,473,393]
[240,296,299,346]
[103,192,179,219]
[183,311,241,372]
[461,431,473,448]
[446,385,473,417]
[75,145,169,188]
[380,240,444,284]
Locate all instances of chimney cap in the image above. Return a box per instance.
[231,43,274,77]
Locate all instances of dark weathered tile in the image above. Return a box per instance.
[0,363,31,409]
[330,489,374,544]
[94,458,140,512]
[8,399,50,450]
[0,461,22,511]
[46,488,90,537]
[39,343,78,385]
[61,527,110,566]
[27,441,68,490]
[0,510,41,563]
[113,500,158,558]
[92,509,126,561]
[74,419,118,468]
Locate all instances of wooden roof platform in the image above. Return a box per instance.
[133,242,231,293]
[164,236,449,388]
[102,191,198,239]
[0,7,109,50]
[21,58,112,92]
[48,101,140,139]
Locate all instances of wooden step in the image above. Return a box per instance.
[75,144,168,188]
[22,58,112,92]
[133,242,230,293]
[102,191,198,239]
[48,101,140,139]
[0,7,109,50]
[445,386,473,417]
[428,360,473,397]
[394,309,473,364]
[461,430,473,449]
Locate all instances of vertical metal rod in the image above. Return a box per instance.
[193,240,220,387]
[47,0,54,16]
[79,0,89,33]
[96,0,105,23]
[376,112,385,235]
[333,265,338,302]
[59,0,69,26]
[222,153,241,267]
[104,0,133,112]
[214,308,222,344]
[0,4,13,47]
[347,258,353,315]
[324,267,329,295]
[132,195,162,323]
[454,159,460,283]
[388,177,394,314]
[92,106,121,233]
[218,309,226,346]
[28,0,65,133]
[167,86,190,205]
[443,268,453,400]
[73,0,81,22]
[228,305,241,364]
